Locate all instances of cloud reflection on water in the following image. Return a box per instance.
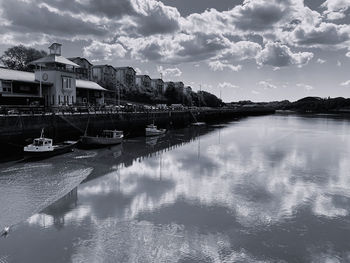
[5,115,350,262]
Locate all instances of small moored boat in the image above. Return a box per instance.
[145,124,166,137]
[24,129,77,159]
[80,130,124,147]
[191,122,206,126]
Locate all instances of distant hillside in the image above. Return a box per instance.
[228,97,350,113]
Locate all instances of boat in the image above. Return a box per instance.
[191,122,206,126]
[23,129,77,159]
[80,130,124,147]
[145,124,166,137]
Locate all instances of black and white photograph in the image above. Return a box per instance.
[1,0,350,262]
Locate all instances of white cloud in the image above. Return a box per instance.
[337,60,342,67]
[321,0,350,20]
[287,22,350,49]
[208,61,242,72]
[258,80,277,90]
[316,58,326,64]
[297,83,314,91]
[157,65,182,78]
[256,42,313,67]
[340,80,350,87]
[218,82,239,89]
[135,67,142,74]
[83,40,127,61]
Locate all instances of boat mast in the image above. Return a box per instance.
[40,128,44,139]
[84,115,90,136]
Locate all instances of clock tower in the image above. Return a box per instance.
[31,43,80,106]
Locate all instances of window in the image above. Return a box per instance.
[62,77,72,89]
[2,81,12,93]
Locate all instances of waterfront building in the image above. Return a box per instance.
[0,43,106,106]
[92,64,116,91]
[151,78,164,94]
[68,57,93,81]
[136,75,151,90]
[185,86,192,94]
[115,67,136,91]
[164,81,175,94]
[174,81,185,93]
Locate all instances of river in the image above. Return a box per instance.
[1,113,350,262]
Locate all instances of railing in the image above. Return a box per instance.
[0,104,258,117]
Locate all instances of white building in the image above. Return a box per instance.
[0,43,106,106]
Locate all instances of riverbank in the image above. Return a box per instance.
[0,107,274,159]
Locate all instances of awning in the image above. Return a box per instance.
[0,68,37,83]
[76,79,106,91]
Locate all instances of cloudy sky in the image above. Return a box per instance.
[1,0,350,102]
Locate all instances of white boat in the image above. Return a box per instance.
[145,124,166,137]
[24,129,77,159]
[80,130,124,147]
[191,122,206,126]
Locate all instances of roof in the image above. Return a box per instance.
[93,64,116,70]
[76,79,106,91]
[49,43,62,48]
[151,78,164,83]
[0,68,37,83]
[115,66,136,72]
[136,74,151,79]
[30,54,80,67]
[68,57,93,65]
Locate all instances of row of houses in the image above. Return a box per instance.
[70,57,190,96]
[0,43,192,107]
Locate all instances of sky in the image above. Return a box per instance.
[0,0,350,102]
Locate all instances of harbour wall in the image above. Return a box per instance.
[0,107,274,148]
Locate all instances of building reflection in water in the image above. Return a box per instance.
[42,188,78,230]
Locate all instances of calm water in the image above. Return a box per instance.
[1,114,350,262]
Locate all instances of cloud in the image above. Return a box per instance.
[135,67,142,74]
[83,41,127,61]
[258,80,277,90]
[218,82,239,89]
[321,0,350,20]
[215,41,262,62]
[256,42,313,67]
[297,83,314,91]
[1,0,107,37]
[1,0,348,74]
[289,22,350,48]
[132,0,181,36]
[208,61,242,72]
[340,80,350,87]
[337,60,342,67]
[157,65,182,78]
[316,58,326,64]
[230,0,288,32]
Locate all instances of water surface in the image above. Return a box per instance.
[1,114,350,262]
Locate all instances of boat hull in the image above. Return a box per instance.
[145,129,167,137]
[80,136,123,148]
[24,142,77,160]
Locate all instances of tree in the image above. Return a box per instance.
[0,45,47,71]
